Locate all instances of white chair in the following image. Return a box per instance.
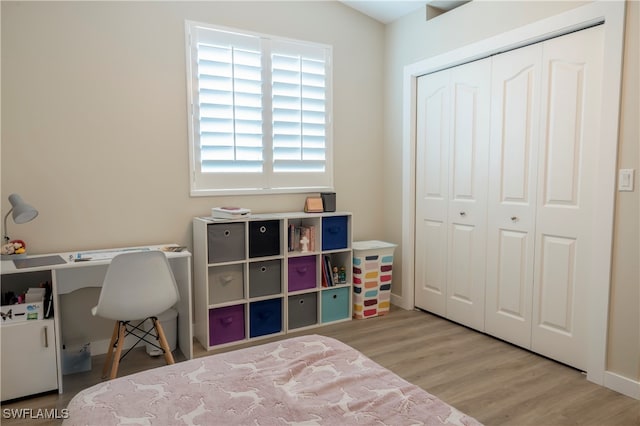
[92,250,179,379]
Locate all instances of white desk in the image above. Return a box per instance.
[0,244,193,395]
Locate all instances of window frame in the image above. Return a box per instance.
[185,21,334,196]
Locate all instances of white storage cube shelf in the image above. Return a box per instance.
[193,212,353,350]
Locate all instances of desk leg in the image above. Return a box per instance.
[171,257,193,360]
[52,278,64,394]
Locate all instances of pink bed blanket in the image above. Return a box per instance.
[64,334,481,425]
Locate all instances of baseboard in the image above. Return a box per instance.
[604,371,640,400]
[391,293,412,310]
[90,334,141,356]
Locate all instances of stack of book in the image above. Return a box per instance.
[211,207,251,219]
[288,224,316,252]
[321,255,345,287]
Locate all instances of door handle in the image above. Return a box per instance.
[459,212,466,217]
[511,216,519,222]
[43,326,49,348]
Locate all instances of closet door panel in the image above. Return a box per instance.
[496,230,529,314]
[415,219,448,314]
[415,69,450,315]
[538,235,577,332]
[532,25,604,371]
[449,223,474,302]
[445,58,491,331]
[485,43,542,347]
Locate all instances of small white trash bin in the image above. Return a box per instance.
[145,308,177,356]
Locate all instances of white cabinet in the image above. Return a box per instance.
[1,269,58,401]
[415,25,605,371]
[1,319,58,401]
[193,212,352,351]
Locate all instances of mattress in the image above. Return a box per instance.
[64,334,481,425]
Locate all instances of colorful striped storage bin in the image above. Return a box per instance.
[352,240,397,319]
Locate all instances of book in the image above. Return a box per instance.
[211,207,251,219]
[288,224,316,252]
[323,255,335,287]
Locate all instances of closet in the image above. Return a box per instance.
[414,24,604,371]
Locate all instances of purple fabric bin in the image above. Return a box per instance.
[288,256,317,292]
[209,304,245,346]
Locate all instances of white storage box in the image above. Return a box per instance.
[0,302,44,324]
[352,240,397,319]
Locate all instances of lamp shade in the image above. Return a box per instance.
[8,193,38,224]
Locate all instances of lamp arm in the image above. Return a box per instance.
[3,208,13,243]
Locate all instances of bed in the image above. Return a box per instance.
[64,334,481,425]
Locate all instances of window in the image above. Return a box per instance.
[185,21,333,196]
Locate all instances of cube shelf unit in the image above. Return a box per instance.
[193,212,353,350]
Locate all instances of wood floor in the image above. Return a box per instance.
[2,306,638,425]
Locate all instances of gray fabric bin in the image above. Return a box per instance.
[288,293,317,329]
[249,260,282,298]
[208,222,246,263]
[209,264,245,304]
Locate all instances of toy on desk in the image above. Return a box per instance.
[1,239,26,256]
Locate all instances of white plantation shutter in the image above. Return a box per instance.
[198,43,263,173]
[272,41,327,173]
[186,22,333,195]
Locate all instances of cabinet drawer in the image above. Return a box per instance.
[322,216,349,250]
[288,256,317,292]
[249,220,281,258]
[321,287,350,323]
[288,293,318,329]
[249,298,282,338]
[208,223,245,263]
[209,264,244,304]
[249,260,281,298]
[209,305,245,346]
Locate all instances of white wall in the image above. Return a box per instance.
[1,1,386,255]
[383,0,639,383]
[1,0,386,344]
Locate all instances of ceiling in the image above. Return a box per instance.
[340,0,470,24]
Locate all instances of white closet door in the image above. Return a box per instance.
[485,43,542,347]
[414,59,491,331]
[415,68,450,316]
[445,59,491,331]
[532,25,604,371]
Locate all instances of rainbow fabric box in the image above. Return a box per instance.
[352,240,397,319]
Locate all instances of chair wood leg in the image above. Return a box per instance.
[109,321,126,380]
[101,321,120,379]
[153,318,175,366]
